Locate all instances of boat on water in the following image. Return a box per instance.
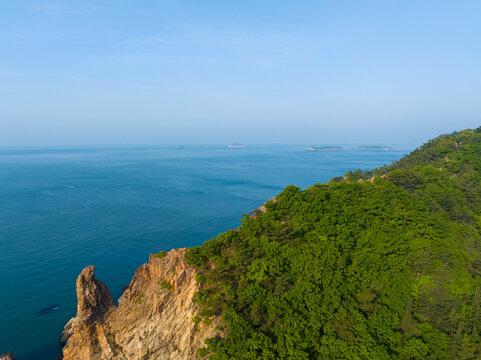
[307,146,343,151]
[228,143,246,148]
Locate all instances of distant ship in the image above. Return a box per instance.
[307,146,343,151]
[228,143,246,148]
[353,146,392,151]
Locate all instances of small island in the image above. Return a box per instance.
[307,146,343,151]
[228,143,246,148]
[353,146,392,151]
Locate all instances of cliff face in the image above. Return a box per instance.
[60,249,220,360]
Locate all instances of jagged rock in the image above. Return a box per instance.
[0,352,16,360]
[76,265,115,323]
[60,249,221,360]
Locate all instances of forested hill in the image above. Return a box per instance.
[186,128,481,359]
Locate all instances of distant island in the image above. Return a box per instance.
[228,143,246,148]
[307,146,343,151]
[353,145,392,151]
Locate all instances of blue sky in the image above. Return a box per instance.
[1,0,480,147]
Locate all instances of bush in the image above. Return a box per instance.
[158,280,172,290]
[155,251,166,258]
[198,347,209,357]
[135,293,144,304]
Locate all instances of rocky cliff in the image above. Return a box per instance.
[60,248,221,360]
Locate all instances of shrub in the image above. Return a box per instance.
[155,251,166,258]
[158,280,172,290]
[135,293,144,304]
[198,348,209,357]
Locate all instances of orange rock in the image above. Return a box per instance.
[60,249,221,360]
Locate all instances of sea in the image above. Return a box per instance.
[0,145,407,359]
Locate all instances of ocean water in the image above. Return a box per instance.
[0,145,407,359]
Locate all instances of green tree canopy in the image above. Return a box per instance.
[187,127,481,359]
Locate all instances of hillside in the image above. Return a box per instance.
[185,128,481,359]
[60,127,481,359]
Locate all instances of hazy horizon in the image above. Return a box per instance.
[0,143,416,151]
[2,1,480,148]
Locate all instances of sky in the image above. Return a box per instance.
[1,0,480,148]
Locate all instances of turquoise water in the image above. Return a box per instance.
[0,145,407,359]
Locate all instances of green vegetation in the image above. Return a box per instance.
[135,293,144,304]
[185,128,481,359]
[158,280,173,290]
[198,347,210,357]
[192,316,201,324]
[155,251,167,258]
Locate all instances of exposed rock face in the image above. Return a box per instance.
[60,249,220,360]
[0,352,16,360]
[76,265,115,322]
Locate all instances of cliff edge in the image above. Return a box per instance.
[60,248,220,360]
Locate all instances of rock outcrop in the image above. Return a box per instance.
[60,249,221,360]
[77,265,115,322]
[0,352,16,360]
